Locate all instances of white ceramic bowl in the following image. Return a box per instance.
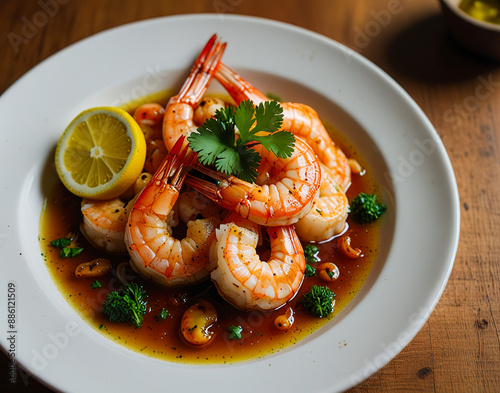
[440,0,500,61]
[0,14,460,393]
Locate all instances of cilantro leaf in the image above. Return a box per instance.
[188,100,294,183]
[253,100,283,133]
[188,115,235,166]
[254,130,295,158]
[233,100,255,139]
[232,146,261,183]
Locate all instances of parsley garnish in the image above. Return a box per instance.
[59,247,84,258]
[50,238,71,248]
[50,235,83,258]
[102,283,148,329]
[304,245,319,264]
[350,193,387,223]
[188,100,295,183]
[305,264,317,277]
[156,308,169,321]
[91,280,102,289]
[227,325,243,340]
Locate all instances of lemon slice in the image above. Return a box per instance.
[55,107,146,200]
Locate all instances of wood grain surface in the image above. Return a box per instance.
[1,0,499,391]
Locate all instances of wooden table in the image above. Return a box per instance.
[1,0,499,391]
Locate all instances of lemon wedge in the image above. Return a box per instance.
[55,107,146,200]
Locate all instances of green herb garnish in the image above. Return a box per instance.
[50,237,71,248]
[265,92,282,102]
[102,282,148,329]
[304,264,317,277]
[50,235,83,258]
[227,325,243,340]
[188,100,295,183]
[59,247,83,258]
[302,285,336,318]
[91,280,102,289]
[156,308,169,321]
[350,193,387,223]
[304,244,319,264]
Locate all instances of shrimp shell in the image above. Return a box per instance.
[163,35,226,152]
[210,213,305,311]
[215,62,351,191]
[186,137,321,227]
[80,198,130,254]
[294,164,349,242]
[125,137,220,287]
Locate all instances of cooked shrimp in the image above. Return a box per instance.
[134,103,168,174]
[294,164,349,242]
[177,189,227,225]
[125,137,221,287]
[210,213,305,311]
[163,34,226,151]
[134,103,165,126]
[193,96,226,126]
[185,137,321,227]
[80,198,130,254]
[80,172,161,254]
[215,63,351,191]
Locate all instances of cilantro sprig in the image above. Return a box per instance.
[188,100,295,183]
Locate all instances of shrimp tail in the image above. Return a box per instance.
[215,63,267,104]
[153,135,197,191]
[171,35,227,106]
[163,35,227,151]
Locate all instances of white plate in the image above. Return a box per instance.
[0,14,459,393]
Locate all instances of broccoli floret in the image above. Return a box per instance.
[304,244,319,263]
[302,285,336,318]
[350,193,386,223]
[102,282,148,328]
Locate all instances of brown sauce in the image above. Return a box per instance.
[39,94,382,365]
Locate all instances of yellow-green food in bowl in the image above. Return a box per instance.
[459,0,500,24]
